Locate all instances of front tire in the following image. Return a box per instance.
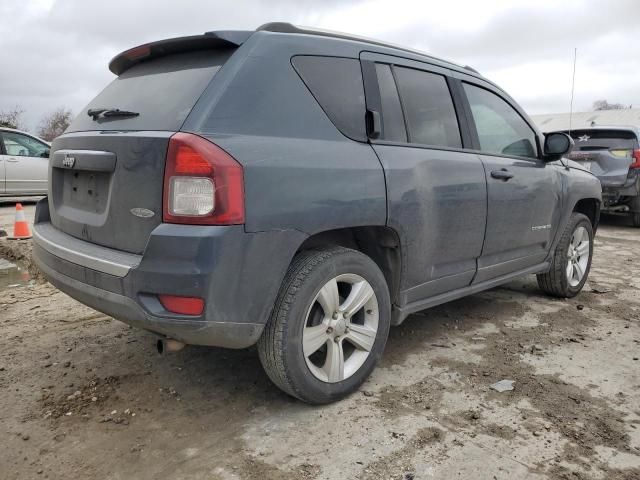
[258,247,391,404]
[537,212,594,298]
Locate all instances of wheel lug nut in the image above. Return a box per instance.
[332,312,338,319]
[326,327,333,334]
[334,336,340,343]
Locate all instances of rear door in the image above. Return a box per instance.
[565,129,639,187]
[361,52,487,304]
[0,131,49,194]
[48,48,235,254]
[459,80,563,282]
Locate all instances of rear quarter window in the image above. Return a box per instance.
[67,49,235,132]
[292,56,367,141]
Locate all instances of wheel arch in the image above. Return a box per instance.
[572,197,601,231]
[294,226,403,305]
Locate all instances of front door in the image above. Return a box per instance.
[461,82,563,283]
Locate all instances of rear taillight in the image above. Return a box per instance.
[631,149,640,169]
[163,133,244,225]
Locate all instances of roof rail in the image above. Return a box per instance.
[257,22,479,75]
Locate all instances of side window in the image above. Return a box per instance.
[374,64,407,142]
[463,83,537,159]
[1,132,49,157]
[292,56,366,141]
[393,66,462,148]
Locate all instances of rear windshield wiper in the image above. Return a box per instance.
[87,108,140,120]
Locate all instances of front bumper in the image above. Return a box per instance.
[32,199,305,348]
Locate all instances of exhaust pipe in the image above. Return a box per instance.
[157,338,186,354]
[607,205,629,212]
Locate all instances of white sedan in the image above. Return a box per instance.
[0,127,50,196]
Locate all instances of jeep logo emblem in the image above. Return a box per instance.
[63,154,76,168]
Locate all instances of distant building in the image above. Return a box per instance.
[531,108,640,132]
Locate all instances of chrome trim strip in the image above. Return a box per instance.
[33,223,141,277]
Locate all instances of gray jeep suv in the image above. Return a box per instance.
[32,23,601,404]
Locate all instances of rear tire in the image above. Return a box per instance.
[631,197,640,228]
[537,213,593,298]
[258,246,391,404]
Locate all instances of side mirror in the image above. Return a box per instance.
[543,132,573,161]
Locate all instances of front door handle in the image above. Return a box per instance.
[491,169,514,181]
[6,157,19,163]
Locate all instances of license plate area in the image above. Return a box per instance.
[567,152,594,161]
[53,168,111,214]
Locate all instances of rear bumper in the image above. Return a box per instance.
[601,172,640,212]
[32,199,305,348]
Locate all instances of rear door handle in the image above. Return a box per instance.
[366,109,382,139]
[491,169,514,180]
[6,157,19,163]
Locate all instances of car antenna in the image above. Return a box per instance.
[565,47,578,171]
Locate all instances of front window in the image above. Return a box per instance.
[464,83,538,159]
[2,131,49,157]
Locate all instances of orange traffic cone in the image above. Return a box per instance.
[9,203,32,240]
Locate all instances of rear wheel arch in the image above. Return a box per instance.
[293,226,402,305]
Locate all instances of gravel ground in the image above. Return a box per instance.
[0,213,639,480]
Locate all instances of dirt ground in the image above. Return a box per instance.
[0,213,639,480]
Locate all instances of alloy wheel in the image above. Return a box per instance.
[302,274,379,383]
[566,225,590,287]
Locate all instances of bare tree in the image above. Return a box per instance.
[37,107,73,141]
[592,99,626,111]
[0,106,26,130]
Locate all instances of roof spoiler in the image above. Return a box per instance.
[108,30,252,75]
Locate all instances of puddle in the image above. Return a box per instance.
[0,257,31,289]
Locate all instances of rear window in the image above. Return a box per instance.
[393,66,462,148]
[292,56,366,141]
[567,129,638,151]
[67,49,234,132]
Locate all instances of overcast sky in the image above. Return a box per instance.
[2,0,639,133]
